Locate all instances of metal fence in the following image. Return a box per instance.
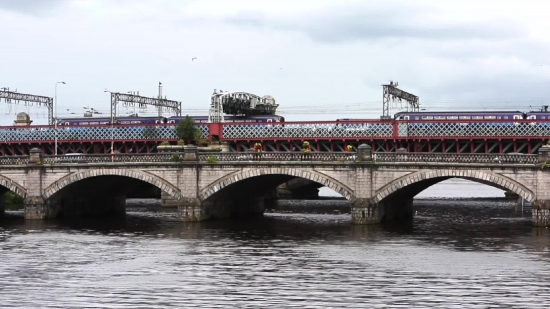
[0,151,539,165]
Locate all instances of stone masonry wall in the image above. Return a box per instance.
[0,159,547,226]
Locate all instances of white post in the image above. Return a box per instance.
[54,81,66,155]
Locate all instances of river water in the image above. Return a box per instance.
[1,179,549,308]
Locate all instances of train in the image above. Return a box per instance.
[57,114,286,126]
[336,107,550,122]
[393,110,549,121]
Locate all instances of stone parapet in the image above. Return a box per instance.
[357,144,372,161]
[183,145,198,161]
[538,145,550,163]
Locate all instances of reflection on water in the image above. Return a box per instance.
[1,199,549,308]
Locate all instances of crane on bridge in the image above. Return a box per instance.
[208,90,279,123]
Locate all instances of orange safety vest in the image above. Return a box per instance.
[254,143,262,152]
[346,145,353,152]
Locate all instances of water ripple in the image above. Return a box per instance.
[0,200,549,308]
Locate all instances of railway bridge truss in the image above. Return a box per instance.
[0,119,549,155]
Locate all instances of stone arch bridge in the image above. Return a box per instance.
[0,146,548,227]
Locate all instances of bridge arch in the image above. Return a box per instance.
[0,174,27,198]
[374,169,535,203]
[199,167,355,201]
[42,169,181,200]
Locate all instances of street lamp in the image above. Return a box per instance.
[104,89,115,152]
[54,81,66,155]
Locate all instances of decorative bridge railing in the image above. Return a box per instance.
[0,152,539,165]
[1,119,550,143]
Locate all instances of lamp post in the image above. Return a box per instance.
[54,81,66,155]
[104,89,115,152]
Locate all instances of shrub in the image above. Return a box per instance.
[160,141,170,146]
[206,155,218,164]
[176,116,201,140]
[171,154,182,162]
[177,139,184,146]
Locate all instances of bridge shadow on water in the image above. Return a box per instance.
[1,198,549,255]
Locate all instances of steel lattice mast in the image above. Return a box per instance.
[381,81,419,119]
[0,88,54,125]
[109,90,181,122]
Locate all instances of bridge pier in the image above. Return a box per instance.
[24,196,59,220]
[533,201,550,227]
[178,198,209,222]
[351,200,383,224]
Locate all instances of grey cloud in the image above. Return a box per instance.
[0,0,67,15]
[224,4,526,44]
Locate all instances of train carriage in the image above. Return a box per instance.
[394,111,526,138]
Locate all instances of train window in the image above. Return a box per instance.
[415,117,419,120]
[267,119,273,122]
[434,116,445,120]
[447,116,458,120]
[459,116,470,119]
[422,116,433,120]
[472,116,483,120]
[484,116,496,119]
[64,122,69,125]
[403,116,409,120]
[168,120,175,124]
[503,116,508,119]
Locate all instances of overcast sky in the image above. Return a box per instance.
[1,0,549,125]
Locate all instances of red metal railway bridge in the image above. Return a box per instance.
[1,119,549,155]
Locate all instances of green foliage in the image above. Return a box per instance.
[541,161,549,170]
[160,141,170,146]
[4,192,23,209]
[206,155,218,164]
[176,115,201,141]
[199,140,209,147]
[177,139,184,146]
[194,129,203,141]
[143,126,158,139]
[170,154,182,162]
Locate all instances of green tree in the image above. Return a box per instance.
[176,115,201,143]
[4,192,24,210]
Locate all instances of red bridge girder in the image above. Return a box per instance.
[0,119,548,155]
